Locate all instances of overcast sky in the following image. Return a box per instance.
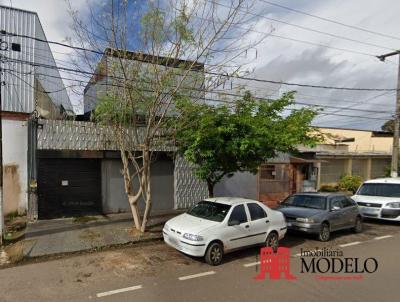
[1,0,399,131]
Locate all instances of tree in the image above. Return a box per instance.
[338,175,363,193]
[382,119,394,132]
[174,91,321,196]
[67,0,271,231]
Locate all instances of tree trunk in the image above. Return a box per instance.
[140,149,152,232]
[128,194,142,230]
[207,180,214,197]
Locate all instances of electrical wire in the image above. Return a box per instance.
[259,0,400,42]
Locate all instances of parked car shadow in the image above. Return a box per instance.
[363,217,400,226]
[178,233,308,266]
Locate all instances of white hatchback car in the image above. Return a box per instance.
[352,178,400,221]
[163,197,287,265]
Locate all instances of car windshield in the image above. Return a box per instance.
[357,183,400,197]
[186,201,231,222]
[281,195,327,210]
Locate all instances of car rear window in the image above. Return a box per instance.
[281,195,327,210]
[247,203,267,220]
[357,183,400,197]
[187,201,231,222]
[229,205,248,224]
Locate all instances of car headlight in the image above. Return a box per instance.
[386,202,400,208]
[296,217,315,223]
[183,233,204,241]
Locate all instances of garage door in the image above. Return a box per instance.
[38,159,101,219]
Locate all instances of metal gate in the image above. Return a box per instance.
[38,159,101,219]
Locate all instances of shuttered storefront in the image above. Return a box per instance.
[38,159,101,219]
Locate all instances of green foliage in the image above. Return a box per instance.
[338,175,363,193]
[140,7,166,45]
[381,119,394,132]
[319,185,339,192]
[174,91,321,195]
[93,95,135,127]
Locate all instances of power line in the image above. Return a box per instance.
[2,29,398,90]
[3,65,394,122]
[212,0,396,51]
[2,64,396,116]
[259,0,400,41]
[2,49,398,92]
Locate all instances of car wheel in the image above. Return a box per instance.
[353,216,363,233]
[318,223,330,242]
[265,232,279,252]
[205,242,223,266]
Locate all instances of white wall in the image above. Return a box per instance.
[101,157,174,214]
[214,172,258,200]
[2,119,28,214]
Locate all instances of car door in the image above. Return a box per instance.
[342,197,359,228]
[328,196,346,231]
[246,203,270,245]
[224,204,251,250]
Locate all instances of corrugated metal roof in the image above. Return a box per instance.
[0,5,72,113]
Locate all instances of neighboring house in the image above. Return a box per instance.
[0,5,73,216]
[34,49,207,219]
[301,127,392,187]
[83,48,204,115]
[215,127,392,207]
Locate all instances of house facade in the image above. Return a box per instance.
[215,127,392,207]
[0,5,72,218]
[33,49,207,219]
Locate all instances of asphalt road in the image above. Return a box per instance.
[0,220,399,302]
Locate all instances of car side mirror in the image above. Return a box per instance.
[228,220,240,226]
[331,206,341,211]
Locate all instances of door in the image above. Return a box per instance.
[224,204,251,250]
[341,197,359,227]
[38,159,101,219]
[246,203,269,244]
[328,196,346,231]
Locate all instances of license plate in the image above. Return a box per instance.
[361,207,379,214]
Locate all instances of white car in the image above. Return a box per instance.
[352,178,400,221]
[163,197,287,265]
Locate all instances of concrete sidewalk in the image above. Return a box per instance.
[21,212,181,258]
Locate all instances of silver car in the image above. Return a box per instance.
[276,193,363,241]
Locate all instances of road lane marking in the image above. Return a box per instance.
[339,241,361,247]
[374,235,393,240]
[96,285,143,298]
[178,271,216,280]
[243,261,260,267]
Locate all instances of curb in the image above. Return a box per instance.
[0,234,164,270]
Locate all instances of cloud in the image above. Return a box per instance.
[229,0,400,130]
[2,0,399,128]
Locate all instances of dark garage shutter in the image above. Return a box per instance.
[38,159,101,219]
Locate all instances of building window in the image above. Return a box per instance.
[260,165,276,180]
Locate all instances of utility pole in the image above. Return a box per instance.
[377,51,400,178]
[0,55,3,245]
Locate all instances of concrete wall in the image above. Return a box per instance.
[2,119,28,215]
[101,158,174,213]
[214,172,258,200]
[320,159,347,185]
[35,80,62,119]
[320,157,391,186]
[319,128,393,153]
